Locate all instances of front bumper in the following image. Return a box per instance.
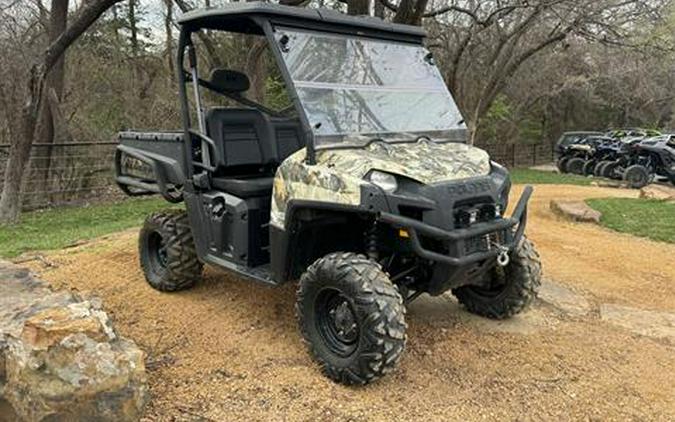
[377,186,532,266]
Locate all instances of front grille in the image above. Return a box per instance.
[465,230,506,255]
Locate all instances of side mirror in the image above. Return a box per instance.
[209,69,250,94]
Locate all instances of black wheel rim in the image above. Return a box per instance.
[148,231,168,271]
[315,288,359,357]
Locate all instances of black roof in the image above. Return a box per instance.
[177,2,426,41]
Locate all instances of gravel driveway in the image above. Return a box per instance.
[21,184,675,421]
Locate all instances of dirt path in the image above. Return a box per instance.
[21,185,675,421]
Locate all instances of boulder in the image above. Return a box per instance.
[639,184,675,202]
[550,200,602,224]
[0,260,148,421]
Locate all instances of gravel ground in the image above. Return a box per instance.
[21,184,675,421]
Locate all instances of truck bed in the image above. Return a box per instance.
[114,130,188,202]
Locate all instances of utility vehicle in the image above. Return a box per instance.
[114,2,541,385]
[554,131,602,172]
[614,135,675,188]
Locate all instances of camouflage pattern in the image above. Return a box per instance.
[270,139,491,229]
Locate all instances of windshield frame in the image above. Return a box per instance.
[262,21,466,161]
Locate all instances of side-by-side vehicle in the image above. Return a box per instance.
[114,2,541,385]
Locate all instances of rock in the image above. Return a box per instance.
[550,200,602,223]
[538,280,591,317]
[0,260,148,421]
[600,304,675,343]
[529,163,557,172]
[639,184,675,202]
[590,180,627,189]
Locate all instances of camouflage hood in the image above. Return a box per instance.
[270,139,491,229]
[316,139,490,184]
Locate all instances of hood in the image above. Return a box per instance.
[315,139,490,184]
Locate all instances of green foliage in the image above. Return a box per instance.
[510,169,592,185]
[481,95,512,140]
[0,198,178,258]
[265,74,293,111]
[586,198,675,244]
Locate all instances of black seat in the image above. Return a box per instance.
[205,107,278,197]
[210,176,274,198]
[205,107,278,170]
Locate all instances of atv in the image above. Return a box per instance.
[113,2,541,385]
[556,135,608,174]
[615,135,675,188]
[592,136,644,179]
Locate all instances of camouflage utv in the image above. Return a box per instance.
[114,2,542,385]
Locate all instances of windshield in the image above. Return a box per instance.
[275,27,467,148]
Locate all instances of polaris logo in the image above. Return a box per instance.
[446,180,491,196]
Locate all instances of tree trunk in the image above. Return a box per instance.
[348,0,369,16]
[164,0,174,81]
[128,0,139,58]
[245,40,268,103]
[0,0,123,224]
[393,0,428,25]
[36,0,69,191]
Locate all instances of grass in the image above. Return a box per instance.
[510,168,592,186]
[0,198,178,258]
[586,198,675,244]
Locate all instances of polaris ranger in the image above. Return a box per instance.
[114,2,541,385]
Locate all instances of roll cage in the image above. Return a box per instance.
[175,2,427,184]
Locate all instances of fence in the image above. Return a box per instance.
[479,142,556,168]
[0,140,556,211]
[0,142,120,211]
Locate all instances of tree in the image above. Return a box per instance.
[34,0,68,191]
[0,0,124,224]
[376,0,672,143]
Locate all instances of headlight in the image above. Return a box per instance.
[368,171,398,193]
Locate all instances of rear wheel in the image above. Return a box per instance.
[594,160,610,177]
[601,161,617,179]
[297,252,406,385]
[452,237,542,319]
[623,164,651,189]
[556,156,570,173]
[582,160,596,176]
[139,210,202,292]
[566,157,585,175]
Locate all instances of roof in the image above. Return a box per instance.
[177,2,426,41]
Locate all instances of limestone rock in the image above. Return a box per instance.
[639,184,675,202]
[550,200,602,223]
[0,260,148,421]
[538,280,591,317]
[600,304,675,343]
[590,180,627,189]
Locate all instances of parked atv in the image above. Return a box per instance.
[616,135,675,188]
[592,136,644,179]
[113,2,541,385]
[557,135,612,175]
[554,131,602,162]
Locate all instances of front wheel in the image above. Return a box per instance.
[623,164,651,189]
[297,252,407,385]
[452,237,542,319]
